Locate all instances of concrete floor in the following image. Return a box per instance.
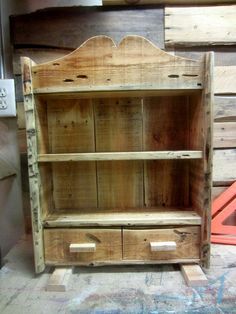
[0,236,236,314]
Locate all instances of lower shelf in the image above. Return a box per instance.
[43,209,201,227]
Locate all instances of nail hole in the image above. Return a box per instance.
[197,83,202,86]
[168,74,179,78]
[77,75,88,79]
[63,79,74,82]
[53,63,60,66]
[182,74,198,77]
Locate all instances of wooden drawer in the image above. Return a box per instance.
[44,228,122,265]
[123,226,200,261]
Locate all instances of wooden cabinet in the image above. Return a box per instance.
[21,36,213,273]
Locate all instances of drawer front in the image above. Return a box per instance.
[123,226,200,261]
[44,228,122,265]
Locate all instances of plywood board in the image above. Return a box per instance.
[165,6,236,47]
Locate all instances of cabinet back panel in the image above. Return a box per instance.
[52,162,97,209]
[47,99,95,153]
[144,160,189,208]
[143,96,189,150]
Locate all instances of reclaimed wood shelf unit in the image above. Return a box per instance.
[21,36,213,273]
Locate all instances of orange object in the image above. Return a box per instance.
[211,182,236,245]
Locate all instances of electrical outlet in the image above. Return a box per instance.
[0,79,16,117]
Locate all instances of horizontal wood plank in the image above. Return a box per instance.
[214,96,236,122]
[104,0,236,4]
[213,122,236,148]
[215,66,236,94]
[165,6,236,47]
[213,149,236,185]
[44,210,201,227]
[30,36,203,94]
[10,7,164,49]
[38,151,203,162]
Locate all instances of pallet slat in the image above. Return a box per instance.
[44,210,202,227]
[38,151,203,162]
[165,6,236,47]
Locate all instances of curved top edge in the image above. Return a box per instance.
[31,35,200,67]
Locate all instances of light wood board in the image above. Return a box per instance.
[165,6,236,47]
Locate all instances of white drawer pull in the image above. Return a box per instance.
[150,241,176,252]
[69,243,96,253]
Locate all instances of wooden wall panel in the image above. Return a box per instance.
[165,6,236,47]
[213,122,236,148]
[213,149,236,185]
[104,0,236,4]
[215,66,236,94]
[10,7,164,49]
[214,97,236,122]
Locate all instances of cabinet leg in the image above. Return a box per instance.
[181,264,208,287]
[46,267,72,292]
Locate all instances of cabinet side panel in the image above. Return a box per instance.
[189,93,204,217]
[21,57,45,273]
[201,52,214,268]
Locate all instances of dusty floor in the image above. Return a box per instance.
[0,236,236,314]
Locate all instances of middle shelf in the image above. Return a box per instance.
[38,150,203,162]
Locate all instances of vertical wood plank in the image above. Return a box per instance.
[143,96,190,208]
[21,57,45,273]
[94,98,144,208]
[201,52,214,268]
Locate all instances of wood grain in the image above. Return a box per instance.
[38,151,203,162]
[10,7,164,49]
[213,149,236,185]
[123,227,200,260]
[165,6,236,47]
[214,96,236,122]
[46,99,95,153]
[215,66,236,94]
[181,264,208,287]
[30,36,203,94]
[52,162,97,210]
[21,57,45,273]
[44,228,122,264]
[213,122,236,148]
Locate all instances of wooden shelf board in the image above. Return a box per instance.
[34,88,202,99]
[43,210,202,227]
[38,151,203,162]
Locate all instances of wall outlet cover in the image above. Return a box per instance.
[0,79,16,117]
